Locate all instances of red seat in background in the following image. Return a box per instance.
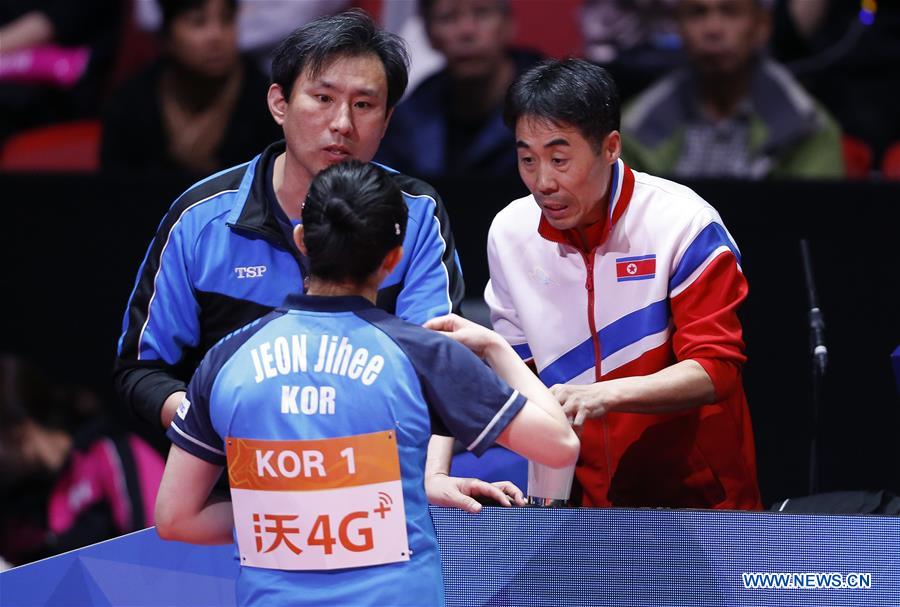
[0,120,101,173]
[841,135,873,180]
[882,141,900,180]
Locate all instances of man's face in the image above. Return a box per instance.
[269,53,391,186]
[426,0,511,80]
[165,0,239,79]
[677,0,769,77]
[515,116,618,233]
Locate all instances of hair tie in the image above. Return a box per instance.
[394,223,401,236]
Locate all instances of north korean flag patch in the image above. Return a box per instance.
[616,254,656,282]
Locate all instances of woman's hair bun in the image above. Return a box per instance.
[302,160,408,284]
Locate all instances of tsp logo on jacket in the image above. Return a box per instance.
[235,265,267,279]
[616,255,656,282]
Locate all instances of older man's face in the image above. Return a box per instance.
[515,116,618,234]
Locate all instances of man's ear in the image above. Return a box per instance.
[268,83,288,126]
[293,224,307,256]
[604,130,622,164]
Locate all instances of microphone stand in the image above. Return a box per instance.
[800,239,827,496]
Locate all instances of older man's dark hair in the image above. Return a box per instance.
[504,58,620,152]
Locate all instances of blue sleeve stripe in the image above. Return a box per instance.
[669,222,740,293]
[539,339,595,386]
[538,300,670,385]
[598,300,670,358]
[512,343,533,361]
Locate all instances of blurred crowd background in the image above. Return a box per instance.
[1,0,898,570]
[1,0,898,179]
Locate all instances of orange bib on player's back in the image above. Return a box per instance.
[226,430,409,570]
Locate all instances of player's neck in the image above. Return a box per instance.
[307,277,377,304]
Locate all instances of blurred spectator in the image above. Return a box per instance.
[0,0,124,141]
[773,0,900,169]
[0,355,163,567]
[621,0,844,179]
[581,0,684,102]
[770,0,829,59]
[380,0,446,94]
[100,0,280,178]
[375,0,542,181]
[132,0,350,75]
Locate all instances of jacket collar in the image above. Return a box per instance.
[225,140,290,245]
[537,158,635,252]
[281,293,375,313]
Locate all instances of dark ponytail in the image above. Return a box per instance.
[302,160,407,283]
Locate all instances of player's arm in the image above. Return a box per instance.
[424,435,526,513]
[424,314,579,468]
[157,360,232,543]
[423,220,532,508]
[155,445,232,544]
[392,182,525,511]
[421,223,540,511]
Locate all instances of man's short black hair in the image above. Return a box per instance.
[158,0,237,36]
[504,58,620,151]
[302,160,407,284]
[271,9,410,112]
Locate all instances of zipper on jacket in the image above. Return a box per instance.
[582,252,602,379]
[582,251,613,491]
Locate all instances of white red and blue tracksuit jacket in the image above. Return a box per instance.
[485,159,762,509]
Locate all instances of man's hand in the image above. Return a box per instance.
[551,383,616,428]
[551,361,716,423]
[425,473,525,514]
[423,313,503,359]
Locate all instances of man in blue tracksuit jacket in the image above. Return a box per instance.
[115,139,463,428]
[114,12,464,435]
